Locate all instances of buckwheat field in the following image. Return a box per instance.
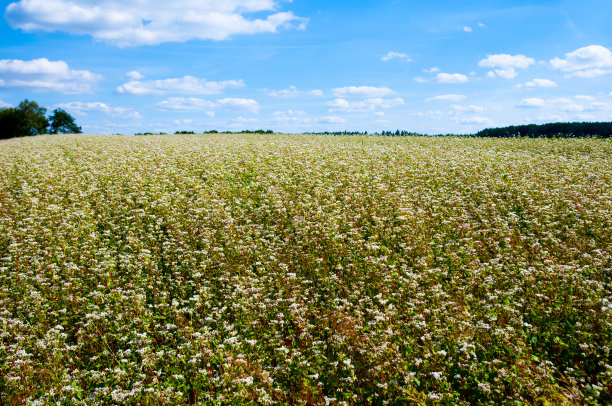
[1,134,610,405]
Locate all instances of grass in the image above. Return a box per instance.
[0,133,610,405]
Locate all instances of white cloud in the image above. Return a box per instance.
[217,98,260,113]
[463,26,473,33]
[381,51,411,62]
[523,78,558,88]
[426,94,466,103]
[116,76,244,95]
[0,58,101,93]
[332,86,394,98]
[272,110,347,126]
[5,0,306,47]
[327,97,404,113]
[56,101,140,119]
[423,67,440,73]
[518,98,546,108]
[154,96,259,113]
[0,100,12,108]
[479,54,535,79]
[436,73,469,83]
[266,86,323,97]
[550,45,612,77]
[267,85,300,98]
[156,97,216,111]
[414,77,428,83]
[126,71,144,80]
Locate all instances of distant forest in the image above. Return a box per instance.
[475,122,612,138]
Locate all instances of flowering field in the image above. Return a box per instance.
[0,134,611,405]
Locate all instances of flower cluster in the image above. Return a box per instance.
[0,134,610,404]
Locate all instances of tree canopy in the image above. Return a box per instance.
[49,108,82,135]
[0,100,82,140]
[475,122,612,138]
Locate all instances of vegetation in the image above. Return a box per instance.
[0,134,610,405]
[0,99,81,139]
[48,109,82,135]
[476,122,612,138]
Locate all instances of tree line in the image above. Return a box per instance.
[0,99,81,140]
[475,122,612,138]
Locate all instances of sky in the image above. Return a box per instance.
[1,0,612,134]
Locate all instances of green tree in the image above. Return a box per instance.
[48,108,82,134]
[0,108,22,140]
[0,99,49,139]
[17,99,48,136]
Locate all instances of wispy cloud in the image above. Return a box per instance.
[521,78,558,88]
[117,76,244,95]
[327,97,404,112]
[156,96,259,113]
[331,86,394,98]
[426,94,466,103]
[381,51,412,62]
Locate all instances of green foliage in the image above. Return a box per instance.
[476,122,612,138]
[0,99,49,139]
[48,108,82,134]
[0,100,83,139]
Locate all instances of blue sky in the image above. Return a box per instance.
[1,0,612,134]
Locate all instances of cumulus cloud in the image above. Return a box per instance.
[436,73,469,83]
[332,86,394,98]
[479,54,535,79]
[523,78,558,88]
[381,52,411,62]
[463,26,473,33]
[0,58,101,93]
[56,101,140,119]
[126,71,144,80]
[423,67,440,73]
[550,45,612,77]
[425,94,466,103]
[327,97,404,113]
[518,98,546,108]
[5,0,306,47]
[307,89,324,96]
[0,100,12,108]
[116,76,244,95]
